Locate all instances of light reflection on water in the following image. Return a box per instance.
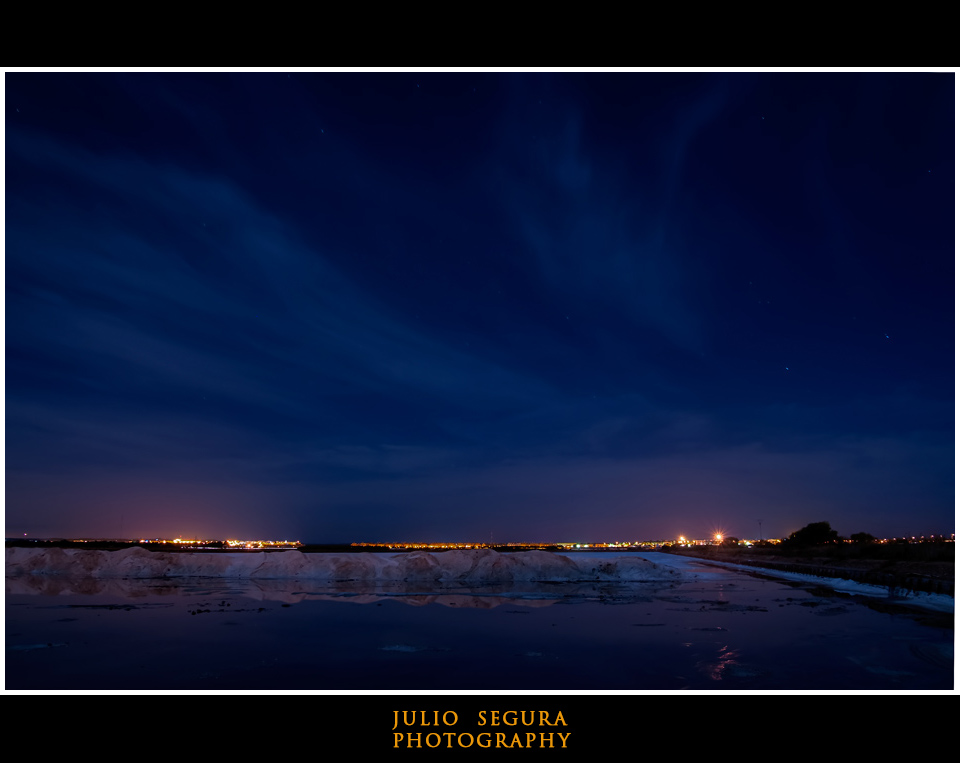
[5,556,954,691]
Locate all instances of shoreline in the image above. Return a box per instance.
[661,547,954,597]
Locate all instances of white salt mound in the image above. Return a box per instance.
[5,546,684,583]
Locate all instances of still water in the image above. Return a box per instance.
[5,553,954,691]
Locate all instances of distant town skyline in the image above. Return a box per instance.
[8,528,954,549]
[5,71,954,544]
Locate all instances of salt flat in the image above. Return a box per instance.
[5,546,686,583]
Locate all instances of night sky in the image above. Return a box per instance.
[5,71,955,544]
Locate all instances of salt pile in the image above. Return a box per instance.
[6,546,685,583]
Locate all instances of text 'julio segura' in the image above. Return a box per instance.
[392,710,570,749]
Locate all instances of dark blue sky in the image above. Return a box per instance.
[5,72,954,543]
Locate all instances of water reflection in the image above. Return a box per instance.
[5,574,675,608]
[6,562,953,691]
[699,644,742,681]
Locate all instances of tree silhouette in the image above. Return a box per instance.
[783,521,839,547]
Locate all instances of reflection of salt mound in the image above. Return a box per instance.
[6,546,684,583]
